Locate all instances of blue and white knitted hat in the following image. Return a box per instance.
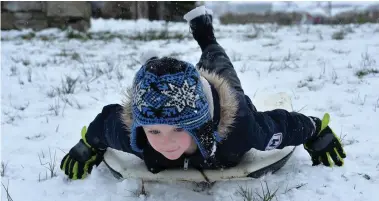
[129,56,222,159]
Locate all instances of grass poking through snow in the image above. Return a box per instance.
[236,181,278,201]
[1,180,14,201]
[355,68,379,78]
[1,161,9,177]
[332,30,346,40]
[56,75,79,95]
[38,148,58,181]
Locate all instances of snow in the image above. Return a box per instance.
[2,17,379,201]
[183,5,213,22]
[205,1,379,17]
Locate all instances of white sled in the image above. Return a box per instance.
[103,92,295,183]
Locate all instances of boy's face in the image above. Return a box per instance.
[143,124,196,160]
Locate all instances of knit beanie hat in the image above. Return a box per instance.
[129,57,222,159]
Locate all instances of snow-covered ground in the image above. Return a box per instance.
[1,18,379,201]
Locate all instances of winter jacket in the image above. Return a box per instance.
[84,43,317,174]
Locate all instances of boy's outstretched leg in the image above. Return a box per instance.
[184,6,244,93]
[184,6,217,51]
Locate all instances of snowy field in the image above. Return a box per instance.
[1,18,379,201]
[205,1,379,17]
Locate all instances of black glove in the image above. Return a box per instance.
[304,113,346,167]
[60,126,105,179]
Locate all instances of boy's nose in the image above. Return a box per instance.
[160,133,174,143]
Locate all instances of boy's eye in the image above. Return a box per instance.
[174,128,184,132]
[148,130,160,135]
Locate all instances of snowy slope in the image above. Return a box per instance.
[2,18,379,201]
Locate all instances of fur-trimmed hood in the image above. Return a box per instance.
[120,68,239,139]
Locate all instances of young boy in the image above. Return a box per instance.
[60,6,346,180]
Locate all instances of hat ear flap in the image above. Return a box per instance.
[140,49,159,64]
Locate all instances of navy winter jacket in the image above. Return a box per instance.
[84,43,317,173]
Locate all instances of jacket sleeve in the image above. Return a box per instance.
[84,104,144,159]
[239,92,317,151]
[196,43,244,93]
[224,94,317,155]
[249,108,317,151]
[214,94,317,169]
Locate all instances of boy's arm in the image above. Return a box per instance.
[248,109,317,151]
[60,104,143,179]
[215,96,317,168]
[85,104,144,159]
[246,108,346,167]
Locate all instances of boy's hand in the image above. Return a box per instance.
[60,126,104,179]
[304,113,346,167]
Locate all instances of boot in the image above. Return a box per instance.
[184,6,217,51]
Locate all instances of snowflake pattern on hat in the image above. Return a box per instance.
[161,80,200,113]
